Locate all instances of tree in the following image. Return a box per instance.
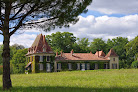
[46,31,76,53]
[107,37,129,60]
[73,38,89,53]
[0,0,92,89]
[90,38,107,53]
[11,44,25,50]
[10,49,28,74]
[125,36,138,62]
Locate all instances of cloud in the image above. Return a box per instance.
[88,0,138,14]
[1,14,137,48]
[48,15,138,41]
[10,34,37,47]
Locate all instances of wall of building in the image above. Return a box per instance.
[109,56,119,69]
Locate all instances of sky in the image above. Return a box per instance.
[0,0,138,47]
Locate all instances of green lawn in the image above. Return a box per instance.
[0,69,138,92]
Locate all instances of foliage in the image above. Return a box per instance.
[75,38,90,53]
[10,49,28,74]
[125,36,138,62]
[11,44,25,50]
[107,37,129,60]
[90,38,107,53]
[0,69,138,92]
[119,60,129,69]
[131,60,138,68]
[46,32,76,53]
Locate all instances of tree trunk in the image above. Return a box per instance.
[2,1,12,90]
[2,33,12,90]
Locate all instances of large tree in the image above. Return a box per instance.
[125,36,138,61]
[46,31,76,53]
[0,0,92,89]
[10,49,27,74]
[73,38,89,53]
[90,38,107,53]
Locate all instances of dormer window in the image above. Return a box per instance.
[43,48,46,52]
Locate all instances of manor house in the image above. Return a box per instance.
[25,34,119,73]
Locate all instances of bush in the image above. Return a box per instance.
[131,60,138,68]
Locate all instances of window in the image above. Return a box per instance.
[43,48,46,52]
[113,58,115,61]
[95,63,98,69]
[57,63,61,70]
[39,63,43,70]
[40,56,43,62]
[87,63,90,70]
[112,64,117,69]
[77,63,80,70]
[81,63,85,70]
[47,56,50,61]
[46,63,51,72]
[68,63,72,70]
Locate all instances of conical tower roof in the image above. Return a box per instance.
[106,48,118,57]
[27,34,54,55]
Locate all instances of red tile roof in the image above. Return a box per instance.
[26,34,54,55]
[106,48,118,57]
[55,51,109,61]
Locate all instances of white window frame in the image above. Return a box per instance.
[46,63,51,72]
[39,63,43,70]
[77,63,80,70]
[87,63,90,70]
[43,48,46,52]
[81,63,85,71]
[68,63,72,70]
[39,56,43,62]
[57,63,61,70]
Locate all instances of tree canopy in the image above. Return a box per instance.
[90,38,107,53]
[10,49,28,74]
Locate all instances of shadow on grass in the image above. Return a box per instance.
[0,86,138,92]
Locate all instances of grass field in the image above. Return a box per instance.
[0,69,138,92]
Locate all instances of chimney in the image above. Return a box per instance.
[56,52,58,57]
[71,49,74,56]
[90,51,92,54]
[61,51,62,57]
[98,51,99,57]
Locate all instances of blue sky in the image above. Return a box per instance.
[0,0,138,47]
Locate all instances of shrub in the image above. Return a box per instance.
[131,60,138,68]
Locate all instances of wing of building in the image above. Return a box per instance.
[25,34,119,73]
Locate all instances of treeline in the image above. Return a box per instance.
[0,32,137,74]
[0,44,27,74]
[46,32,138,69]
